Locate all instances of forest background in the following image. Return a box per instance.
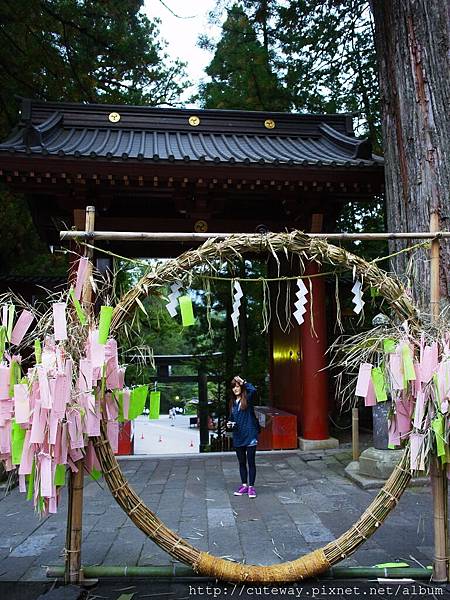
[0,0,417,417]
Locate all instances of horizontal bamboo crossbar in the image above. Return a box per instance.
[60,230,450,242]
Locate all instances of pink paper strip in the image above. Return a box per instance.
[413,390,426,429]
[10,310,34,346]
[86,408,100,437]
[52,373,67,418]
[389,353,404,390]
[410,432,424,470]
[29,406,47,444]
[18,430,33,475]
[122,389,130,420]
[88,329,105,370]
[37,366,52,409]
[49,411,59,445]
[74,257,89,301]
[421,344,438,383]
[60,422,68,464]
[78,359,93,393]
[14,383,30,423]
[107,421,119,453]
[388,416,400,446]
[40,455,53,498]
[105,392,118,421]
[49,496,58,514]
[67,409,84,449]
[355,363,372,397]
[396,396,412,434]
[0,365,10,400]
[69,447,84,462]
[53,303,68,341]
[19,474,26,493]
[364,379,377,407]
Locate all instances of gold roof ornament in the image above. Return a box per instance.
[264,119,275,129]
[108,112,121,123]
[188,116,201,127]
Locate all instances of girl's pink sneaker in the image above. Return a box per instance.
[234,484,248,496]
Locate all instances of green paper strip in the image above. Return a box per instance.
[34,339,42,364]
[432,416,446,457]
[375,562,409,568]
[6,305,15,342]
[371,367,387,402]
[388,443,395,450]
[90,468,102,481]
[117,391,125,423]
[179,295,195,327]
[69,288,87,326]
[11,420,26,465]
[98,306,113,344]
[149,391,161,420]
[0,326,6,357]
[54,464,66,486]
[128,385,148,420]
[383,338,396,354]
[401,344,416,381]
[370,287,380,298]
[26,461,35,501]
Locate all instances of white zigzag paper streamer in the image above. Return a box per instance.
[351,280,365,314]
[293,279,308,325]
[231,281,243,328]
[166,282,182,317]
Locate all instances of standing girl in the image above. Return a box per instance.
[228,375,260,498]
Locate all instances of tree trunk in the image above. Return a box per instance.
[371,0,450,311]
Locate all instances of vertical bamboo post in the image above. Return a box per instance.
[429,212,449,582]
[352,407,359,461]
[65,206,95,584]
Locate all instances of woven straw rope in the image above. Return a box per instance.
[93,232,418,582]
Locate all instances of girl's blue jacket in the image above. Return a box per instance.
[230,382,259,447]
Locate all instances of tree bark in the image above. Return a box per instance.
[371,0,450,311]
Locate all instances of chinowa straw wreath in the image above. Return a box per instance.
[90,230,419,583]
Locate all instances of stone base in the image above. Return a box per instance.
[359,446,404,479]
[298,436,339,451]
[345,460,428,489]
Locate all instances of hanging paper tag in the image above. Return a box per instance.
[74,256,89,300]
[383,339,396,354]
[53,303,68,341]
[69,288,87,326]
[0,326,6,357]
[371,367,388,402]
[432,416,446,457]
[401,344,416,381]
[230,281,243,328]
[6,305,15,341]
[351,280,365,314]
[149,391,161,420]
[98,306,113,344]
[166,282,182,317]
[128,385,148,420]
[293,279,308,325]
[11,421,26,465]
[54,464,66,487]
[179,296,195,327]
[10,310,34,346]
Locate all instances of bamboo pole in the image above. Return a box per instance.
[352,407,359,461]
[429,212,449,582]
[64,205,95,584]
[60,230,450,242]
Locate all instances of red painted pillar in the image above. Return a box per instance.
[300,262,329,440]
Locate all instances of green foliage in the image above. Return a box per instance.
[0,0,189,277]
[198,4,289,111]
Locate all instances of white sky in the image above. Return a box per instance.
[143,0,218,106]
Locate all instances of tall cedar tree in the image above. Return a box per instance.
[0,0,188,275]
[198,4,289,111]
[371,0,450,310]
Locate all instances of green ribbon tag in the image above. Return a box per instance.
[149,391,161,420]
[0,326,6,356]
[371,367,387,402]
[54,464,66,486]
[9,360,21,398]
[179,296,195,327]
[6,305,15,341]
[90,468,102,481]
[27,460,35,501]
[98,306,114,344]
[128,385,148,420]
[69,287,87,326]
[432,416,446,457]
[370,287,380,298]
[11,420,26,465]
[401,344,416,381]
[34,339,42,364]
[117,390,125,423]
[383,339,396,354]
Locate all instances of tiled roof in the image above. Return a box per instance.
[0,99,381,168]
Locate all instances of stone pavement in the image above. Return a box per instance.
[0,445,440,583]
